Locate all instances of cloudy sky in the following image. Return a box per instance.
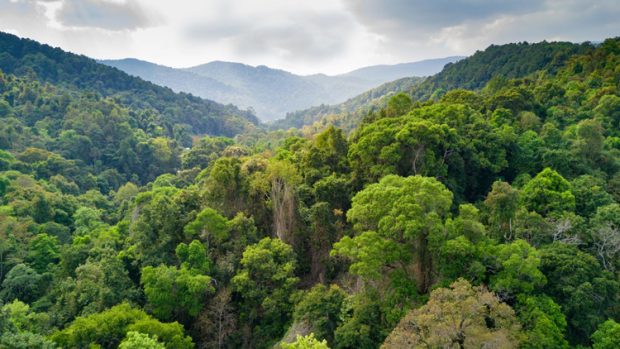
[1,0,619,75]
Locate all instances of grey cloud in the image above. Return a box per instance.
[0,0,50,36]
[186,11,355,62]
[56,0,160,31]
[343,0,544,37]
[341,0,620,62]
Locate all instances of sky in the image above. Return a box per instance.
[1,0,619,75]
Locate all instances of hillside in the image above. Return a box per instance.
[274,76,423,130]
[278,40,594,132]
[0,32,258,136]
[1,34,619,349]
[0,31,262,188]
[101,57,460,121]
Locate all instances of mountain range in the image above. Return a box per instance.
[100,57,463,121]
[275,40,593,132]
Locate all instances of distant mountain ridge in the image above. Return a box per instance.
[341,57,464,83]
[274,40,593,133]
[100,57,462,121]
[0,32,258,137]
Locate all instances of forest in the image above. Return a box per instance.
[0,31,619,349]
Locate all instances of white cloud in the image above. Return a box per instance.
[0,0,618,75]
[56,0,160,31]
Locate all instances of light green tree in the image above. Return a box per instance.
[119,331,165,349]
[333,175,452,293]
[592,319,620,349]
[282,334,330,349]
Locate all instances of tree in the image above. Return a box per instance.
[333,175,452,293]
[484,181,519,240]
[70,254,138,317]
[516,295,569,349]
[183,207,229,249]
[201,157,248,217]
[385,93,413,117]
[119,331,165,349]
[1,264,42,303]
[489,240,546,300]
[573,119,604,162]
[50,303,194,349]
[381,278,522,348]
[571,175,613,218]
[539,243,619,344]
[268,160,301,243]
[193,288,237,349]
[590,204,620,271]
[232,237,298,348]
[282,334,330,349]
[521,168,575,216]
[129,187,184,266]
[0,332,57,349]
[591,320,620,349]
[141,241,214,321]
[175,240,211,274]
[293,284,346,345]
[181,136,234,170]
[26,233,60,273]
[333,291,385,349]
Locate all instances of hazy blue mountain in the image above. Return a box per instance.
[99,58,235,101]
[340,56,464,84]
[101,57,461,121]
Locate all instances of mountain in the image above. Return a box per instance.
[274,76,424,131]
[101,57,461,121]
[2,29,619,349]
[340,56,464,84]
[275,40,594,132]
[97,58,236,102]
[0,32,258,137]
[0,31,259,186]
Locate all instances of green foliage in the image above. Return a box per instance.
[282,334,330,349]
[119,331,166,349]
[232,237,299,348]
[521,168,575,216]
[489,240,546,299]
[50,303,194,349]
[1,31,620,349]
[184,207,229,245]
[333,291,385,349]
[591,320,620,349]
[141,241,214,321]
[293,284,346,345]
[540,243,619,344]
[1,263,42,303]
[335,175,452,292]
[0,32,257,137]
[0,332,57,349]
[182,136,235,170]
[517,295,569,349]
[26,233,60,273]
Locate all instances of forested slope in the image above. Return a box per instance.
[278,40,594,133]
[273,76,423,130]
[0,32,259,136]
[0,36,619,349]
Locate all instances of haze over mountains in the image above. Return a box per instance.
[100,57,462,121]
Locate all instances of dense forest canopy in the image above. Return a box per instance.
[0,32,619,349]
